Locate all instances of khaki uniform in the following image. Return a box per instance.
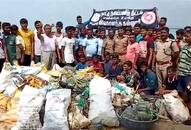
[114,36,128,61]
[103,37,114,54]
[154,38,179,88]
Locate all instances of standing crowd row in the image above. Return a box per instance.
[0,16,191,105]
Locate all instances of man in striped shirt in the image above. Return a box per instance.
[178,28,191,95]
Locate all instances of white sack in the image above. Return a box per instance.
[89,76,119,127]
[42,89,71,130]
[12,85,46,130]
[163,91,190,122]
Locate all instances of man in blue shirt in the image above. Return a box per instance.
[138,61,158,95]
[83,28,103,60]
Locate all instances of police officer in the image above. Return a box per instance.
[153,27,179,89]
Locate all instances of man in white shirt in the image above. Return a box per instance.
[37,24,57,70]
[34,20,43,63]
[61,26,76,66]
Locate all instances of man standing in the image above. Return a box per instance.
[33,20,43,63]
[144,26,155,68]
[76,16,89,32]
[18,18,34,66]
[2,22,17,65]
[61,26,76,66]
[82,28,99,60]
[133,23,143,43]
[37,24,57,70]
[103,29,115,54]
[153,27,179,88]
[178,28,191,93]
[114,27,128,62]
[53,21,64,64]
[159,17,167,28]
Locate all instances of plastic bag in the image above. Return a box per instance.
[41,89,71,130]
[89,76,119,127]
[163,91,190,122]
[69,101,90,129]
[0,82,10,93]
[3,82,17,98]
[12,85,46,130]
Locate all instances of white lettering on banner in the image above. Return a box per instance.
[90,8,158,28]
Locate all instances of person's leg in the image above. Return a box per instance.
[24,55,31,66]
[41,52,50,69]
[156,64,163,88]
[161,64,169,86]
[35,55,41,64]
[0,58,5,72]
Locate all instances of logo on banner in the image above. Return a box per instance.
[141,11,156,25]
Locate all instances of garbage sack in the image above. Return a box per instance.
[3,82,17,98]
[0,82,10,93]
[41,89,71,130]
[89,76,119,127]
[0,93,11,113]
[0,90,22,125]
[163,91,190,122]
[12,85,46,130]
[69,101,90,129]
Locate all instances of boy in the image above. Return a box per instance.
[2,22,17,65]
[54,21,64,64]
[103,51,111,75]
[176,29,187,50]
[76,56,88,70]
[121,61,140,88]
[88,54,103,73]
[61,26,76,66]
[11,25,25,65]
[159,66,178,94]
[33,20,43,63]
[138,61,158,95]
[18,18,34,66]
[105,53,123,80]
[126,33,140,69]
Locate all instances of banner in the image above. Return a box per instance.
[89,8,158,28]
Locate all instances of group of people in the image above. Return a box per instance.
[0,16,191,108]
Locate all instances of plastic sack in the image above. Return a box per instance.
[89,76,119,127]
[41,89,71,130]
[0,93,11,113]
[0,90,22,125]
[163,91,190,122]
[3,82,17,98]
[0,82,10,93]
[12,85,46,130]
[69,101,90,129]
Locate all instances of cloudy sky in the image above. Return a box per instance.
[1,0,191,29]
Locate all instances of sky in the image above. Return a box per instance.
[0,0,191,30]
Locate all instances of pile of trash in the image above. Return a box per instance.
[0,63,190,130]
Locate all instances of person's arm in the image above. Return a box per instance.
[82,39,87,57]
[2,39,8,62]
[37,28,44,43]
[31,32,34,61]
[73,44,76,63]
[134,44,140,67]
[148,48,154,67]
[83,20,90,26]
[61,46,66,64]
